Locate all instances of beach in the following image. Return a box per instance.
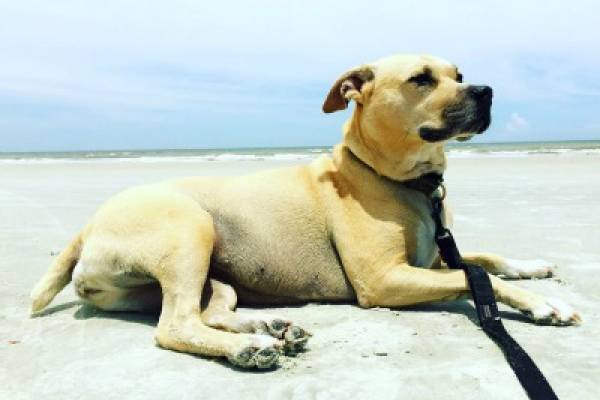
[1,151,599,400]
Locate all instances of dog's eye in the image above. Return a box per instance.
[408,72,435,87]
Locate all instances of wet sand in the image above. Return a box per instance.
[1,154,599,399]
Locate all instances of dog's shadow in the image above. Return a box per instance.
[32,300,159,327]
[38,298,531,328]
[36,299,530,329]
[402,300,531,324]
[31,301,82,318]
[73,304,159,326]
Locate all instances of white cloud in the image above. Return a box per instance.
[1,0,600,149]
[505,113,529,132]
[1,0,600,107]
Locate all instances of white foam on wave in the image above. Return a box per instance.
[447,150,530,158]
[447,148,600,158]
[0,152,320,164]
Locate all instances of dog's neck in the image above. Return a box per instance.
[341,114,447,182]
[333,144,443,197]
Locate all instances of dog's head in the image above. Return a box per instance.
[323,54,492,143]
[323,55,492,181]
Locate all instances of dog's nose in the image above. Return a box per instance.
[468,85,493,101]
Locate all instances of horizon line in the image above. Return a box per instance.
[1,138,599,155]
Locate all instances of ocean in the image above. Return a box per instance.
[1,140,599,164]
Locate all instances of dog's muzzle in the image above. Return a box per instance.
[419,85,493,142]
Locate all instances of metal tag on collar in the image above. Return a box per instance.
[434,182,446,201]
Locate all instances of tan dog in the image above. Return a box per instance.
[30,54,580,369]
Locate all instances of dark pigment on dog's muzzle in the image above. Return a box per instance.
[419,85,493,142]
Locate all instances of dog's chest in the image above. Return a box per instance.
[391,189,439,267]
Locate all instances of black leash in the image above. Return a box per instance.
[425,174,558,400]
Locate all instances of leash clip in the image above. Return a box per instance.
[437,183,447,201]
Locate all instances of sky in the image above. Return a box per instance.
[1,1,599,152]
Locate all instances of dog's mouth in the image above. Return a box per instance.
[419,85,493,143]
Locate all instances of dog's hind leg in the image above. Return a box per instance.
[77,187,283,368]
[146,210,284,368]
[201,278,311,353]
[460,252,555,279]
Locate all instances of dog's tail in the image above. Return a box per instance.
[30,232,84,315]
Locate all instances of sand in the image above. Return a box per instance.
[1,155,599,400]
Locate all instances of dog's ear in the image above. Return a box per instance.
[322,66,374,113]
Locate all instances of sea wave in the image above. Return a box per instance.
[1,145,599,164]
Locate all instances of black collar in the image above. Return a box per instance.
[402,172,444,197]
[344,146,444,197]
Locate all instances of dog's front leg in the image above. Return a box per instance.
[356,264,580,325]
[460,252,555,279]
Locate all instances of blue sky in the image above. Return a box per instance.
[1,1,599,151]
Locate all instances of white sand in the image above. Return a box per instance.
[1,155,599,399]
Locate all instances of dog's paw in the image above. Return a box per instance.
[233,313,290,337]
[254,317,311,354]
[228,335,283,369]
[260,317,293,339]
[235,314,311,354]
[502,258,555,279]
[282,325,312,354]
[525,298,582,326]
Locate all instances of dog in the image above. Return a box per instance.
[30,54,581,369]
